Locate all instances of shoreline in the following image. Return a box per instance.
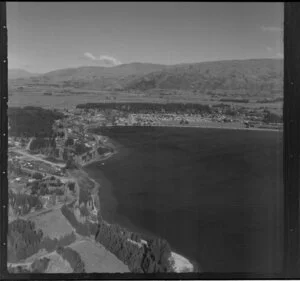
[80,133,197,273]
[92,122,282,132]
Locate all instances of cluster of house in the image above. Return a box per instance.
[39,187,72,209]
[109,113,220,126]
[53,116,100,165]
[74,106,240,126]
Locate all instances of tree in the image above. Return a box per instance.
[65,138,74,146]
[32,172,43,180]
[65,159,78,170]
[68,182,75,192]
[7,219,44,262]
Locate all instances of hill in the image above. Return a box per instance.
[8,69,40,80]
[8,59,283,99]
[11,63,167,90]
[44,63,166,79]
[124,59,283,95]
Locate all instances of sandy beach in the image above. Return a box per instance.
[170,252,194,273]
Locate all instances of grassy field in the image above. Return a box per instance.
[8,88,282,115]
[31,209,74,239]
[68,240,129,273]
[8,89,172,109]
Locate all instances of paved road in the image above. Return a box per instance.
[12,148,65,168]
[20,203,65,220]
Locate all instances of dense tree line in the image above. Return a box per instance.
[79,187,92,206]
[77,102,212,115]
[95,221,144,272]
[95,221,172,273]
[56,246,85,273]
[29,137,57,154]
[8,219,77,263]
[219,98,249,103]
[61,197,174,273]
[8,106,64,138]
[141,237,172,272]
[61,203,172,273]
[7,219,44,262]
[9,191,43,215]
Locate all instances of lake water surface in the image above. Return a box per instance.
[85,127,283,273]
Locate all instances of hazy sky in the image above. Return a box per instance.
[7,2,283,73]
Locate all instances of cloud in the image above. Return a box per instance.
[99,55,122,66]
[84,52,96,60]
[261,26,283,32]
[83,52,121,66]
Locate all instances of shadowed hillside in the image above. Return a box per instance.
[125,59,283,95]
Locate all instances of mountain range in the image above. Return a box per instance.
[8,59,283,95]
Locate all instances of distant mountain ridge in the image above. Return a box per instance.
[8,69,40,80]
[9,59,283,95]
[125,59,283,92]
[43,63,166,80]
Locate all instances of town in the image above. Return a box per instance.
[74,102,283,130]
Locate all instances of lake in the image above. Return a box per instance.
[85,126,283,273]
